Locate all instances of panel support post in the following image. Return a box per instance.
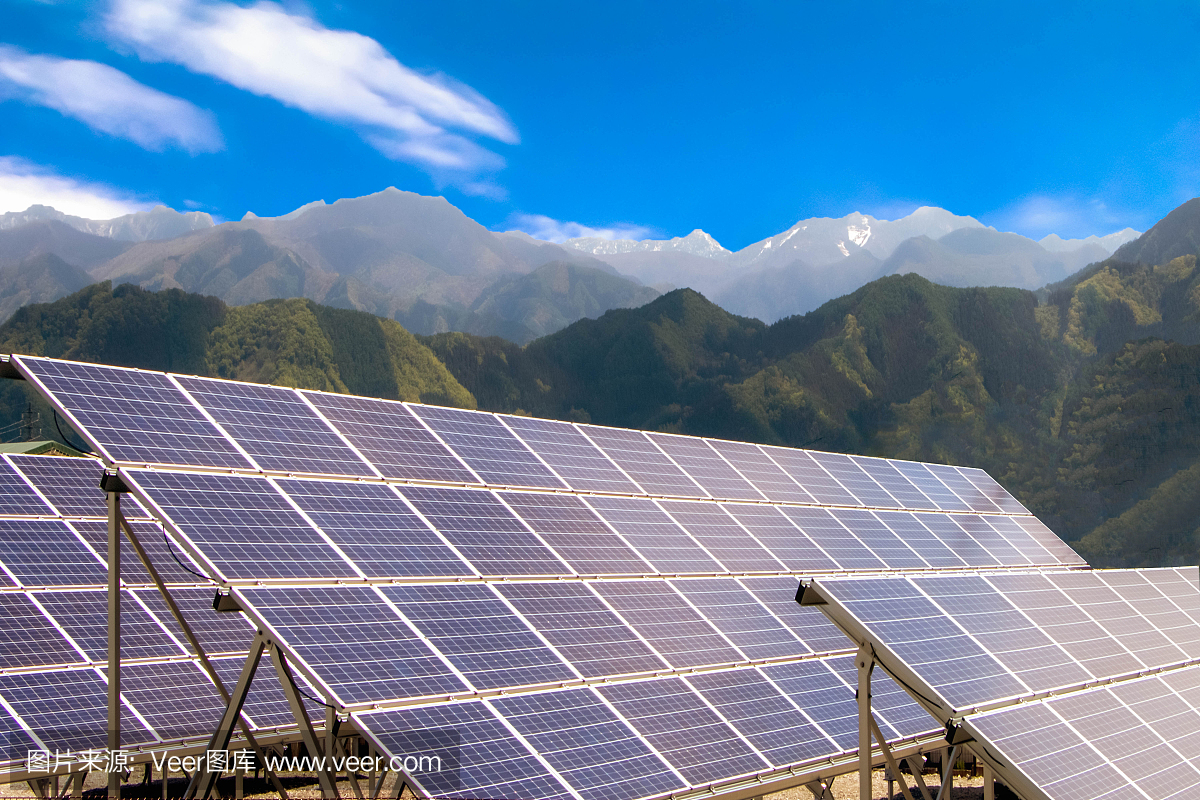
[856,642,872,800]
[983,761,994,800]
[107,490,121,800]
[270,642,339,799]
[935,745,959,800]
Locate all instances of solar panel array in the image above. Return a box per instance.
[809,567,1200,800]
[7,354,1089,798]
[0,452,319,771]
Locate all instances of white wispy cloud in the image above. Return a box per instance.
[0,156,151,218]
[105,0,517,186]
[984,194,1134,240]
[0,44,222,153]
[508,213,658,243]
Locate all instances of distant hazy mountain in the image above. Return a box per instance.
[0,220,131,269]
[1040,228,1140,253]
[0,204,214,242]
[566,229,731,258]
[0,252,93,322]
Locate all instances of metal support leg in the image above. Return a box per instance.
[983,761,994,800]
[868,717,915,800]
[856,643,872,800]
[74,771,84,800]
[185,635,265,799]
[107,492,121,800]
[906,756,934,800]
[271,643,339,799]
[935,745,959,800]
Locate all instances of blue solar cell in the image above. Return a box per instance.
[0,668,153,752]
[704,440,817,505]
[0,592,82,668]
[579,425,706,498]
[828,509,927,569]
[0,457,55,516]
[498,491,652,575]
[382,583,577,691]
[659,501,784,572]
[986,515,1059,565]
[99,661,224,743]
[408,405,566,489]
[397,486,570,576]
[957,467,1028,514]
[127,471,356,580]
[951,514,1030,566]
[924,463,1001,513]
[357,701,574,800]
[15,357,251,469]
[760,446,858,506]
[851,456,936,510]
[873,511,967,569]
[1013,516,1087,566]
[8,454,151,519]
[888,461,973,512]
[0,520,106,587]
[502,415,640,494]
[133,587,256,657]
[670,577,809,660]
[209,652,322,729]
[0,700,38,765]
[808,452,901,509]
[175,376,374,476]
[492,687,685,800]
[71,519,207,586]
[277,479,473,578]
[240,586,468,705]
[915,513,997,566]
[760,659,860,752]
[590,581,743,668]
[35,589,186,662]
[779,507,885,570]
[300,391,479,483]
[494,582,666,678]
[722,504,839,572]
[686,667,838,768]
[739,576,852,654]
[823,657,939,740]
[647,433,763,501]
[585,496,721,574]
[597,677,767,785]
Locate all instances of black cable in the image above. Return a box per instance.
[870,644,945,712]
[52,409,73,447]
[293,682,336,710]
[159,525,215,583]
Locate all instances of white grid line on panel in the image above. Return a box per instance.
[699,439,770,502]
[493,414,575,488]
[478,698,588,800]
[263,477,371,582]
[399,403,487,485]
[293,390,386,479]
[1038,695,1155,800]
[166,374,264,473]
[572,424,652,495]
[488,490,580,576]
[583,683,694,790]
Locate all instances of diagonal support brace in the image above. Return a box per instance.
[185,634,265,799]
[271,642,340,799]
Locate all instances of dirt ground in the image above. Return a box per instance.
[2,767,998,799]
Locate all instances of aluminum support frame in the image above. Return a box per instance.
[270,642,340,799]
[107,491,121,800]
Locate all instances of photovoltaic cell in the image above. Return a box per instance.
[357,701,573,800]
[0,592,82,668]
[240,586,467,705]
[808,452,900,509]
[1014,516,1088,566]
[721,504,837,572]
[72,520,207,586]
[134,588,255,656]
[0,457,54,516]
[14,357,251,469]
[584,496,721,574]
[924,463,1001,513]
[397,486,570,576]
[888,461,973,512]
[0,668,152,752]
[915,514,997,567]
[492,687,685,800]
[704,440,816,505]
[597,678,767,785]
[670,577,808,660]
[128,471,355,580]
[175,376,374,476]
[0,704,37,764]
[35,589,184,661]
[779,507,885,570]
[382,583,577,691]
[950,514,1029,566]
[277,479,473,578]
[759,446,858,506]
[209,652,322,729]
[828,509,927,569]
[957,466,1029,514]
[100,661,224,742]
[739,576,852,654]
[498,492,651,575]
[659,501,782,573]
[647,433,762,501]
[873,511,967,569]
[8,455,150,518]
[982,516,1057,565]
[685,668,836,767]
[822,657,938,740]
[590,581,743,669]
[851,457,934,511]
[760,659,859,752]
[501,415,640,494]
[408,405,565,489]
[579,425,705,498]
[0,520,106,587]
[300,391,478,483]
[494,582,666,678]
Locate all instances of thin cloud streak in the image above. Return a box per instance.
[0,44,222,153]
[105,0,517,184]
[983,194,1137,241]
[508,213,658,243]
[0,156,151,218]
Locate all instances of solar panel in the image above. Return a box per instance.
[0,457,55,516]
[71,519,207,586]
[356,701,574,800]
[778,507,885,570]
[13,356,251,469]
[7,454,150,518]
[915,513,998,566]
[0,520,106,587]
[497,491,652,576]
[596,677,768,785]
[501,415,641,494]
[238,586,467,705]
[739,576,853,654]
[0,703,38,763]
[34,589,186,662]
[822,658,937,739]
[850,456,935,511]
[277,478,474,578]
[759,446,858,506]
[578,425,705,498]
[0,592,83,668]
[646,433,763,501]
[174,376,375,476]
[396,485,571,576]
[126,470,356,581]
[703,440,816,505]
[490,687,685,800]
[589,581,743,669]
[584,496,721,574]
[658,501,784,572]
[807,452,900,509]
[873,510,967,568]
[924,463,1001,513]
[299,390,479,483]
[0,668,152,752]
[670,577,808,660]
[99,661,224,742]
[957,466,1029,514]
[493,582,666,678]
[950,513,1029,566]
[759,659,859,752]
[722,504,838,572]
[829,509,927,568]
[381,583,577,691]
[209,652,322,729]
[408,405,566,489]
[133,588,255,656]
[887,460,972,512]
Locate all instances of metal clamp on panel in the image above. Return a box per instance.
[944,721,974,746]
[795,581,827,606]
[213,590,243,613]
[99,469,131,493]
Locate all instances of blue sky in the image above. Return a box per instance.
[2,1,1200,250]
